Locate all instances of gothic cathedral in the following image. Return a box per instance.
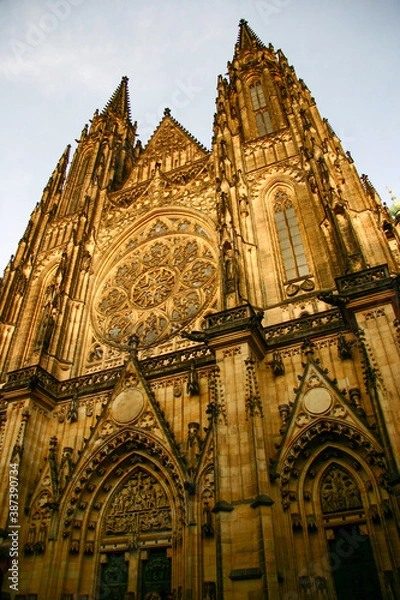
[1,20,400,600]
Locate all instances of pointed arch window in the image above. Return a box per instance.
[274,190,309,281]
[250,82,273,136]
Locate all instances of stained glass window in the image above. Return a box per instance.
[274,191,309,281]
[250,82,273,136]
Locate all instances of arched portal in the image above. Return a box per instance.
[57,427,186,600]
[99,465,173,599]
[318,462,382,600]
[277,420,400,598]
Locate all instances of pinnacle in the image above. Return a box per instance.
[55,144,70,174]
[102,76,131,121]
[236,19,266,53]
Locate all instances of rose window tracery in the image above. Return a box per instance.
[131,267,176,308]
[93,217,218,347]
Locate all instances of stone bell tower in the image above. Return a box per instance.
[212,19,399,310]
[0,76,138,381]
[0,19,400,600]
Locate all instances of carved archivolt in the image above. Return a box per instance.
[92,215,218,348]
[61,428,186,542]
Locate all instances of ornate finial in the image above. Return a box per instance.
[127,334,140,356]
[302,338,315,361]
[164,107,171,117]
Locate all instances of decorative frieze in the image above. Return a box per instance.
[222,347,241,358]
[336,264,390,294]
[264,309,344,348]
[363,308,386,321]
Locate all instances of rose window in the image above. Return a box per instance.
[131,267,176,308]
[93,217,218,348]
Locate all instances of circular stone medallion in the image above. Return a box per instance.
[111,388,144,424]
[303,387,332,415]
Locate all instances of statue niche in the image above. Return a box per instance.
[24,490,53,555]
[320,464,362,514]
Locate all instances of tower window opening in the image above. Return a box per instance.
[256,111,273,136]
[250,82,273,136]
[250,82,267,110]
[274,192,309,281]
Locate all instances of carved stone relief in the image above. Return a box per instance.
[24,490,53,555]
[186,422,202,476]
[104,469,172,536]
[244,357,263,418]
[320,464,362,514]
[206,367,227,425]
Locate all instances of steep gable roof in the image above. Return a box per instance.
[139,108,209,166]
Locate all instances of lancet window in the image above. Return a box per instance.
[250,82,273,136]
[273,190,308,281]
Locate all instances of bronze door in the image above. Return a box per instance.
[328,525,382,600]
[141,548,171,598]
[99,552,128,600]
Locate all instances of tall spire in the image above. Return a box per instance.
[236,19,266,54]
[102,75,131,121]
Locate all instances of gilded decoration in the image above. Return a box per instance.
[93,217,218,347]
[104,469,172,536]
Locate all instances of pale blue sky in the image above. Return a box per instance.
[0,0,399,272]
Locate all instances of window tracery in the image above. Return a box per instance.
[250,81,273,136]
[273,190,309,281]
[93,217,218,348]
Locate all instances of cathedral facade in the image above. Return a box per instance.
[0,20,400,600]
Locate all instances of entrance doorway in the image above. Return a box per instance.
[141,548,171,598]
[99,552,128,600]
[328,525,382,599]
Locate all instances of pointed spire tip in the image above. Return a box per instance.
[103,76,131,121]
[236,19,266,53]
